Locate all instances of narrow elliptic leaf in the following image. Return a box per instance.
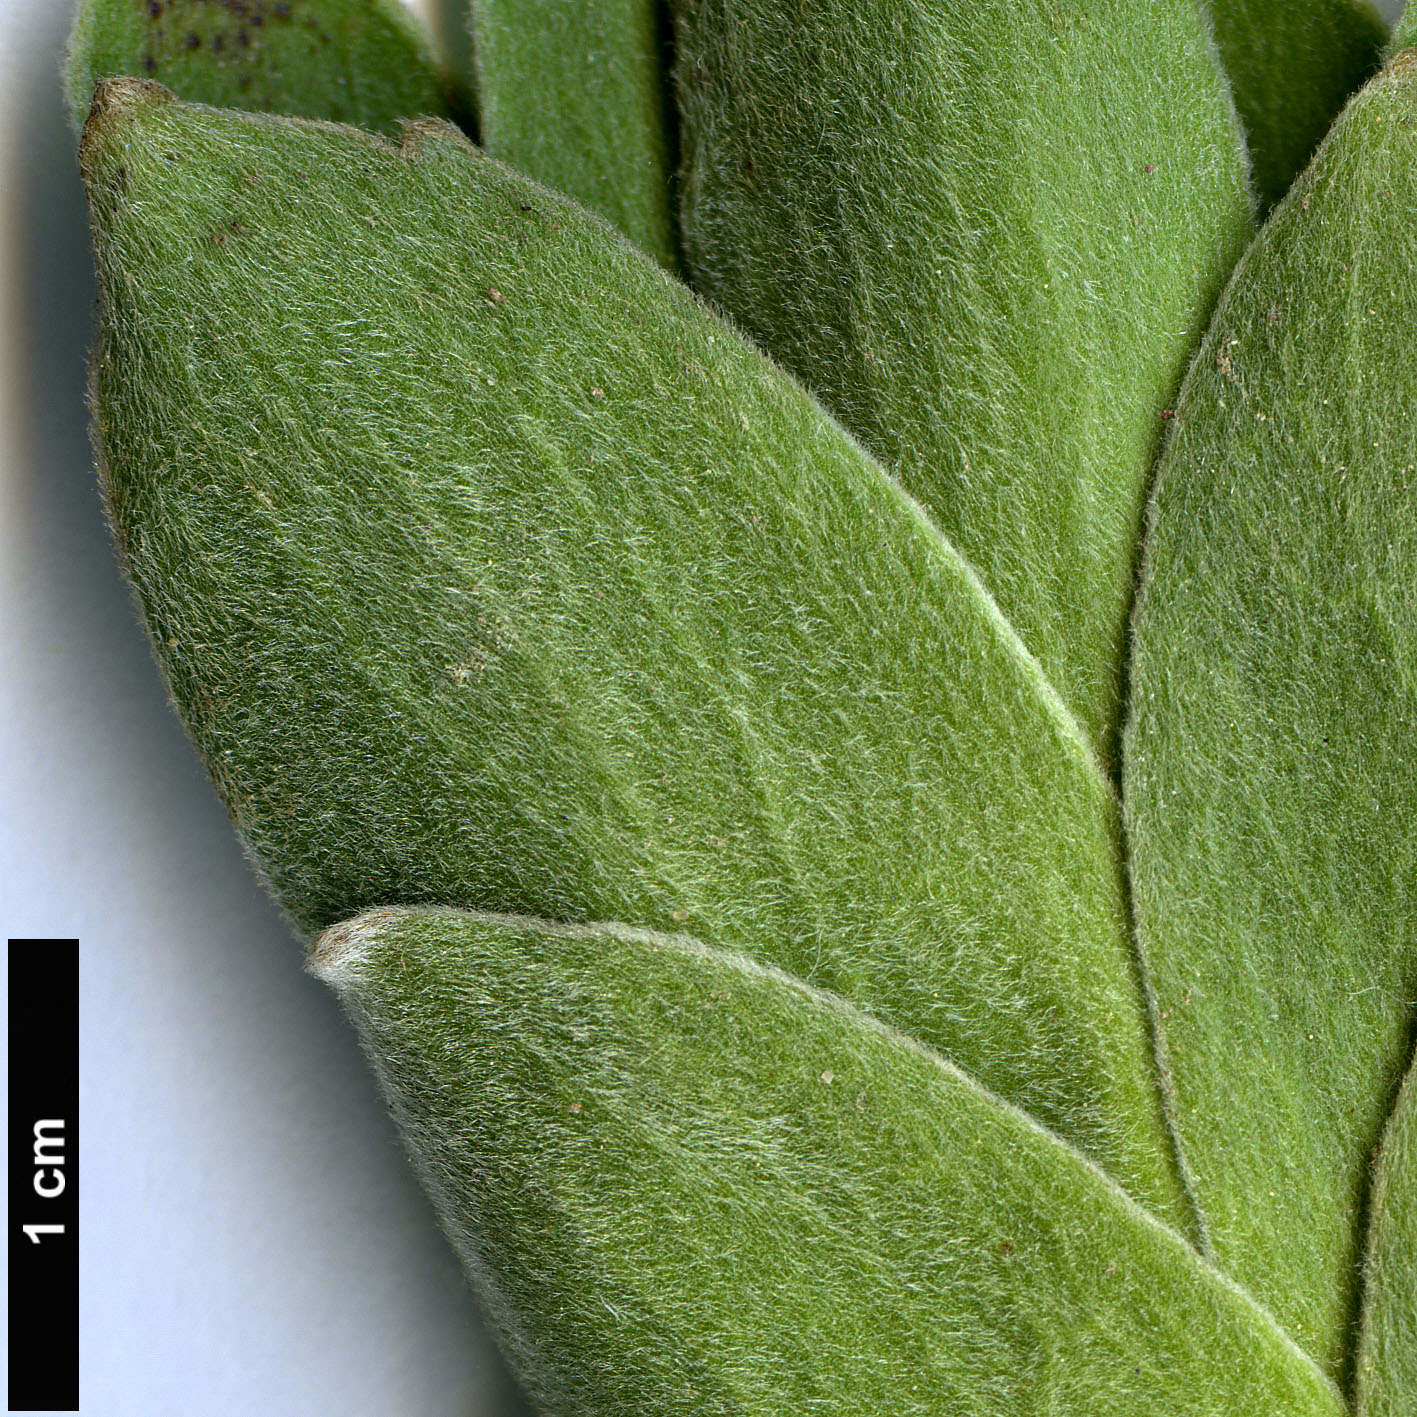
[1125,51,1417,1376]
[1204,0,1387,212]
[671,0,1253,764]
[472,0,677,268]
[312,905,1344,1417]
[65,0,453,136]
[82,79,1187,1220]
[1357,1048,1417,1417]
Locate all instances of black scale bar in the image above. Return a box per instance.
[8,941,79,1413]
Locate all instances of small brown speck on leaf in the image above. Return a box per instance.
[486,287,505,306]
[1160,409,1173,420]
[591,387,605,399]
[1143,163,1155,173]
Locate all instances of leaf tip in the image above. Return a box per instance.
[308,907,401,992]
[78,75,173,179]
[1384,45,1417,80]
[396,115,474,162]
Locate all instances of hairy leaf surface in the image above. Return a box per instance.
[81,81,1187,1216]
[1204,0,1387,212]
[472,0,677,267]
[1126,51,1417,1376]
[1356,1047,1417,1417]
[1390,0,1417,53]
[65,0,451,136]
[312,905,1343,1417]
[671,0,1252,764]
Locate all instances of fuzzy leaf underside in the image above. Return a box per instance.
[472,0,678,268]
[671,0,1253,765]
[1204,0,1388,212]
[1124,51,1417,1378]
[312,905,1343,1417]
[81,80,1189,1219]
[65,0,452,137]
[1356,1046,1417,1417]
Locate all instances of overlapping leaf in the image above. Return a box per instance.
[70,3,1417,1408]
[313,904,1344,1417]
[81,79,1187,1218]
[1396,0,1417,51]
[1356,1047,1417,1417]
[1125,48,1417,1378]
[1203,0,1387,211]
[65,0,453,135]
[670,0,1253,762]
[472,0,677,266]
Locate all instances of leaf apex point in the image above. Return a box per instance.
[308,907,402,991]
[396,115,474,161]
[79,75,174,174]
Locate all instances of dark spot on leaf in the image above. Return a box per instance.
[1160,409,1173,420]
[1143,163,1155,173]
[142,54,157,73]
[146,0,163,15]
[184,32,202,49]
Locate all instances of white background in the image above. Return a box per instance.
[0,0,1409,1414]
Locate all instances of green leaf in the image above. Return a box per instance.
[65,0,454,136]
[1356,1047,1417,1417]
[1203,0,1387,213]
[1124,51,1417,1377]
[81,78,1188,1220]
[312,905,1345,1417]
[471,0,678,268]
[670,0,1253,765]
[1390,2,1417,52]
